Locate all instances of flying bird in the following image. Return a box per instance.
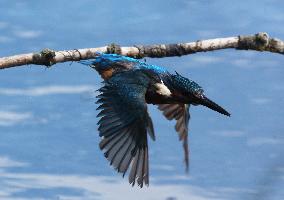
[79,53,230,187]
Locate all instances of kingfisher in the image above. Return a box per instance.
[79,53,230,188]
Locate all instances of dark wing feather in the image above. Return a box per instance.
[158,104,190,172]
[97,70,154,187]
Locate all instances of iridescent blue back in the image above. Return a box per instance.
[79,53,168,75]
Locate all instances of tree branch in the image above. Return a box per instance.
[0,32,283,70]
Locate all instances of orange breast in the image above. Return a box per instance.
[100,68,114,80]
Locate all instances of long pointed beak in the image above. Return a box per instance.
[199,95,230,116]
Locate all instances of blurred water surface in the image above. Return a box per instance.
[0,0,283,199]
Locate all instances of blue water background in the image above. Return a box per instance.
[0,0,283,199]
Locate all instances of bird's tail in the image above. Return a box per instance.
[200,96,230,116]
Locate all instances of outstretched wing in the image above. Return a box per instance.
[158,104,190,171]
[97,70,154,187]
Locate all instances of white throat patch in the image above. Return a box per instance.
[155,80,172,97]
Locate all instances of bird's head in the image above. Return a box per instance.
[170,72,230,116]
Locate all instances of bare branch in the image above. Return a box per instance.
[0,32,283,70]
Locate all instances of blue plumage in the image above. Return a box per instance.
[171,72,204,94]
[79,53,230,187]
[79,53,167,76]
[80,53,138,67]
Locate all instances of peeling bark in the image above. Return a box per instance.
[0,32,283,70]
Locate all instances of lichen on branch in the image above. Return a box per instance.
[0,32,283,70]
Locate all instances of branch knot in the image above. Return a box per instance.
[32,48,56,67]
[107,43,121,54]
[133,45,144,58]
[238,32,270,51]
[255,32,269,50]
